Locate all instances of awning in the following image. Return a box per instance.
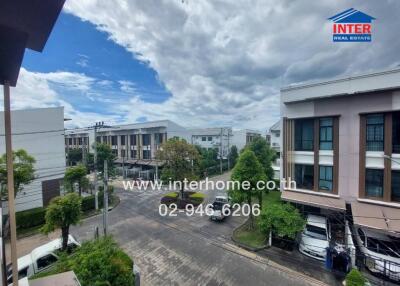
[281,190,346,211]
[351,201,400,235]
[114,158,165,167]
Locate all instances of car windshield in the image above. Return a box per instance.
[367,237,400,258]
[304,224,327,240]
[213,202,223,210]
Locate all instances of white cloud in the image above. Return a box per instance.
[18,1,400,131]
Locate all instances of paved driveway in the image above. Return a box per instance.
[70,173,320,286]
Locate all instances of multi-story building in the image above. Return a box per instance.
[267,120,281,179]
[231,129,261,151]
[190,127,232,159]
[0,107,66,211]
[65,120,190,179]
[280,68,400,236]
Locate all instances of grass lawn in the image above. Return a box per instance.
[233,223,267,248]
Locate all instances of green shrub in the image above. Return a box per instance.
[81,195,96,212]
[345,269,366,286]
[189,192,205,200]
[165,192,178,198]
[16,207,46,229]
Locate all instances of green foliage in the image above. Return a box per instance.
[246,137,276,181]
[345,269,366,286]
[67,148,83,166]
[164,192,178,198]
[228,145,239,168]
[195,147,219,177]
[54,237,134,286]
[42,193,82,250]
[94,143,116,179]
[0,149,36,199]
[157,138,199,195]
[258,203,305,239]
[231,149,266,229]
[64,164,88,196]
[16,207,46,229]
[189,192,205,200]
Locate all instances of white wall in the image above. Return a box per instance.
[0,107,66,212]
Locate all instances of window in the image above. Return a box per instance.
[366,237,400,258]
[130,134,137,145]
[366,114,384,151]
[78,138,82,145]
[73,138,77,145]
[111,136,118,146]
[37,254,58,270]
[130,150,137,158]
[96,136,101,143]
[393,112,400,153]
[208,136,212,141]
[295,164,314,190]
[319,118,333,150]
[365,169,384,198]
[392,171,400,202]
[155,133,163,144]
[142,134,151,146]
[319,165,333,191]
[295,119,314,151]
[202,136,206,141]
[102,136,107,143]
[143,150,151,159]
[120,135,126,145]
[68,138,72,145]
[304,224,327,240]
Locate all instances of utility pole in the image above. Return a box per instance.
[227,129,230,170]
[3,82,18,286]
[103,160,109,236]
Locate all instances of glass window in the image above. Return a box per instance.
[365,169,384,198]
[392,171,400,202]
[69,138,72,145]
[111,136,118,145]
[102,136,107,143]
[155,133,163,144]
[142,134,151,146]
[37,254,58,270]
[295,119,314,151]
[120,135,125,145]
[295,164,314,190]
[319,165,333,191]
[202,136,206,141]
[208,136,212,141]
[96,136,101,143]
[130,135,137,145]
[366,114,384,151]
[304,224,327,240]
[393,112,400,153]
[319,118,333,150]
[143,150,151,159]
[130,150,137,158]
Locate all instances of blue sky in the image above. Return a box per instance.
[9,1,400,130]
[22,12,171,116]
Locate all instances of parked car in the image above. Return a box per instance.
[299,214,331,261]
[7,235,80,284]
[214,195,230,206]
[354,226,400,281]
[209,201,226,221]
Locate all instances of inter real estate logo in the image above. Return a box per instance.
[328,8,376,42]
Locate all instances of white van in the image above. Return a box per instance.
[299,215,331,261]
[7,235,80,284]
[354,226,400,281]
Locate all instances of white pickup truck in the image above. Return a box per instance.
[7,235,80,284]
[209,195,231,221]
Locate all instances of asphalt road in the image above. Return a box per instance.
[71,173,315,286]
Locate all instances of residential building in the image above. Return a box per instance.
[190,127,232,159]
[280,68,400,236]
[0,107,66,212]
[65,120,190,179]
[231,129,261,151]
[267,120,281,179]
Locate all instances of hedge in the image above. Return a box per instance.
[16,207,46,229]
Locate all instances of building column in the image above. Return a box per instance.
[384,113,393,202]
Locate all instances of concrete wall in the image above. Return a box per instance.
[0,107,66,212]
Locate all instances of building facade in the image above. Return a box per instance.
[190,127,232,159]
[0,107,66,212]
[280,68,400,235]
[267,120,281,179]
[231,129,261,151]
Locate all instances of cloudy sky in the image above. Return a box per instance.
[5,0,400,131]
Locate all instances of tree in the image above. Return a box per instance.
[247,137,277,208]
[156,138,199,198]
[258,203,305,239]
[42,193,82,250]
[64,164,88,196]
[228,145,238,168]
[196,146,218,177]
[49,237,134,285]
[67,148,83,166]
[94,143,116,179]
[0,149,36,200]
[231,149,266,230]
